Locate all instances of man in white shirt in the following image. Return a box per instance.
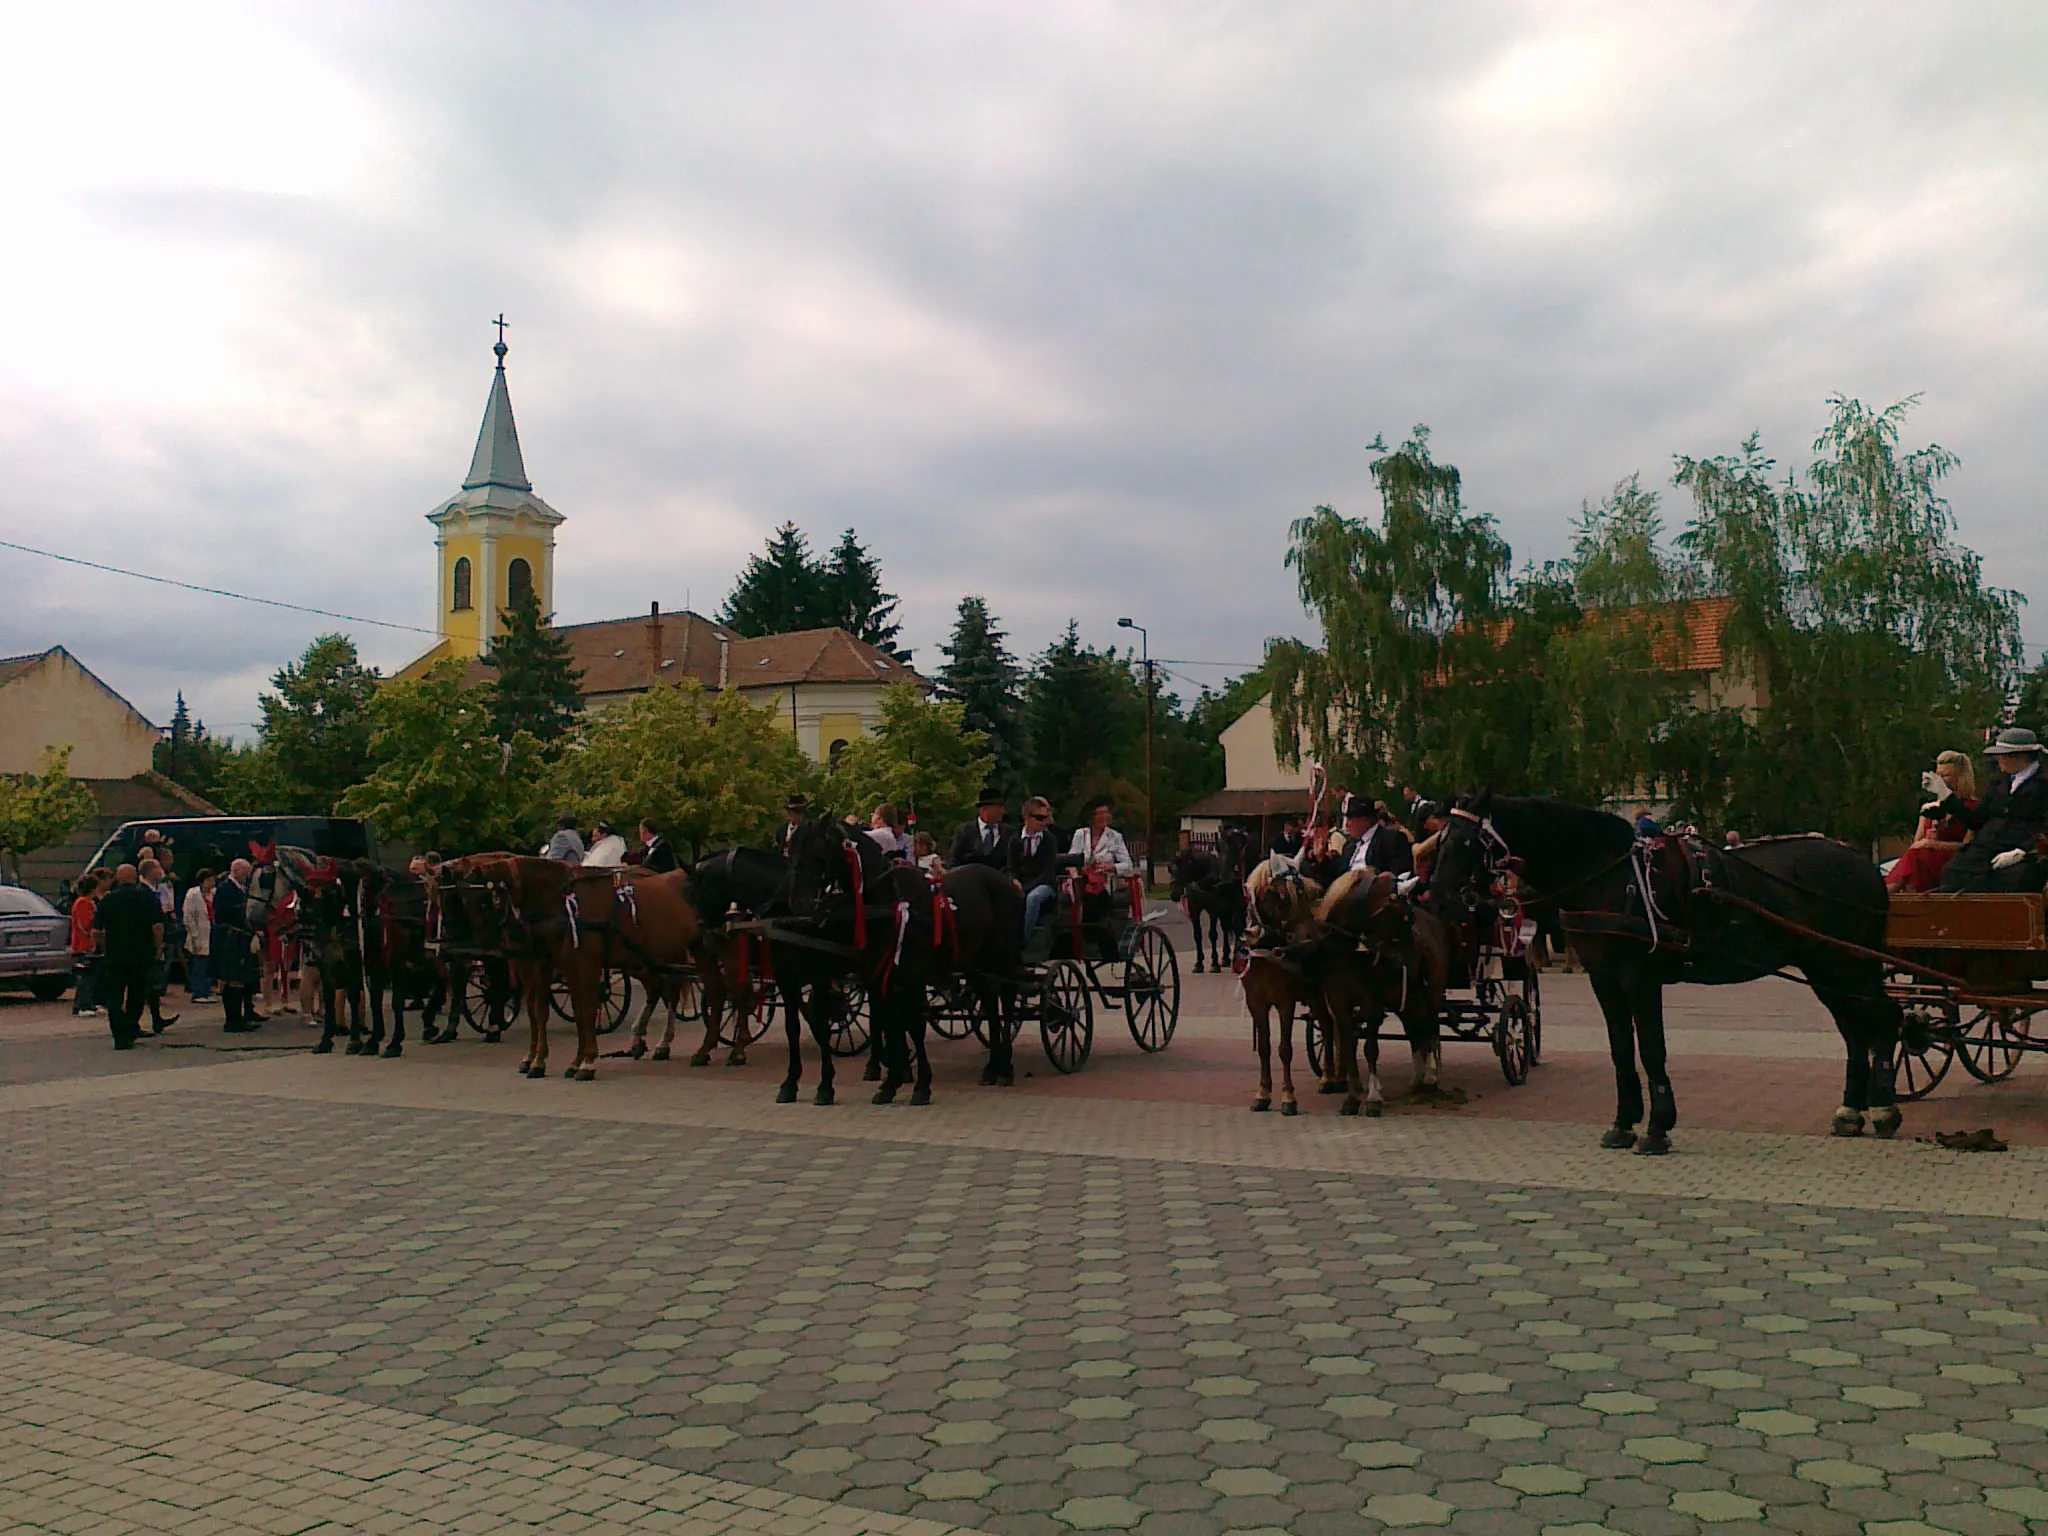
[1069,798,1135,879]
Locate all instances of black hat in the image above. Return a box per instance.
[785,794,808,811]
[977,788,1007,808]
[1341,795,1372,821]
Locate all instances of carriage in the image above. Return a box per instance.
[1884,891,2048,1098]
[926,867,1181,1074]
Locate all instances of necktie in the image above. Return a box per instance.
[984,824,995,849]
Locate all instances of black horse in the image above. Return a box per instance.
[779,818,1021,1105]
[1170,828,1250,973]
[283,855,445,1057]
[1430,792,1904,1153]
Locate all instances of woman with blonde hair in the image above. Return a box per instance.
[1887,749,1978,892]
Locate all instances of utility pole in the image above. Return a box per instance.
[1119,617,1152,884]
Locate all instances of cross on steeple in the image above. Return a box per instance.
[492,312,509,365]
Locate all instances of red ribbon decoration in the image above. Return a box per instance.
[841,841,867,949]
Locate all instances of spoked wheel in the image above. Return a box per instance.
[1521,967,1542,1066]
[1958,1008,2026,1084]
[726,971,775,1045]
[1495,996,1532,1086]
[1896,1033,1956,1101]
[550,970,635,1034]
[450,961,512,1040]
[1040,959,1094,1074]
[929,975,979,1041]
[823,977,871,1058]
[1305,1012,1330,1082]
[1121,925,1180,1052]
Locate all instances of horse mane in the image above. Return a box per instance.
[1315,867,1394,925]
[1487,796,1634,878]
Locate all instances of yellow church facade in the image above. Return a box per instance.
[396,336,921,759]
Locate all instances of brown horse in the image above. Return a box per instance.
[542,864,704,1079]
[1242,860,1340,1114]
[431,853,559,1070]
[1312,869,1450,1117]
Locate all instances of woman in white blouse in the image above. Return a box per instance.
[1069,798,1135,877]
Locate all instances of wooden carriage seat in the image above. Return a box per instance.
[1886,892,2046,952]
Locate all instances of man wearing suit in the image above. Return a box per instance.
[949,789,1013,870]
[1362,802,1415,879]
[638,819,679,873]
[1009,796,1066,940]
[777,795,808,861]
[1935,728,2048,893]
[213,858,262,1033]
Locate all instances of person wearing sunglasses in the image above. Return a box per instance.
[1010,797,1065,939]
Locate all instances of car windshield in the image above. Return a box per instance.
[0,886,59,917]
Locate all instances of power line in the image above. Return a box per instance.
[0,537,439,635]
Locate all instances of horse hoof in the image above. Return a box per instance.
[1339,1098,1359,1117]
[1364,1100,1383,1119]
[343,1041,363,1056]
[311,1040,333,1055]
[1280,1101,1299,1118]
[1637,1133,1672,1157]
[575,1068,596,1082]
[873,1084,899,1106]
[627,1040,647,1060]
[979,1068,998,1086]
[381,1044,402,1059]
[1193,961,1205,975]
[862,1061,883,1083]
[727,1052,747,1067]
[689,1053,712,1068]
[910,1086,932,1107]
[776,1081,798,1104]
[1872,1109,1902,1140]
[651,1046,670,1062]
[523,1064,545,1078]
[814,1085,835,1106]
[1318,1080,1343,1095]
[484,1031,502,1044]
[996,1070,1013,1087]
[1599,1127,1638,1151]
[1831,1115,1865,1139]
[1250,1098,1270,1113]
[562,1064,579,1078]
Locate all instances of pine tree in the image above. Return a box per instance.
[484,588,585,747]
[720,523,828,636]
[820,528,907,659]
[939,597,1026,798]
[1023,622,1145,822]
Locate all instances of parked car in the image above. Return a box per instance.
[0,884,73,1001]
[76,817,379,890]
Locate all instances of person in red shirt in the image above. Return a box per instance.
[68,870,108,1016]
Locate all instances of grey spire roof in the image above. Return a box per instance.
[462,344,532,492]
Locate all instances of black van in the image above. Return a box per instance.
[78,817,379,887]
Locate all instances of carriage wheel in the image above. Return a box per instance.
[1040,960,1094,1074]
[1305,1013,1329,1082]
[731,972,776,1045]
[598,972,634,1035]
[824,977,871,1058]
[548,974,574,1022]
[1895,1033,1955,1101]
[1957,1008,2026,1084]
[1121,925,1180,1052]
[453,963,512,1039]
[929,976,978,1041]
[1495,997,1532,1087]
[1521,968,1542,1066]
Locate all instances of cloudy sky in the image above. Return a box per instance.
[2,1,2044,735]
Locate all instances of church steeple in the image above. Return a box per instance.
[463,322,533,492]
[420,319,565,660]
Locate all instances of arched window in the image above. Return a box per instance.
[451,556,473,611]
[828,738,850,767]
[507,557,534,609]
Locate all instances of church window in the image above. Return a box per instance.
[507,557,534,608]
[828,738,850,767]
[451,557,473,611]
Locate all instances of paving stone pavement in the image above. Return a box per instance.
[2,1061,2047,1534]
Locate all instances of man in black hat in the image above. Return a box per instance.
[949,789,1013,870]
[777,795,808,861]
[638,818,678,872]
[1933,728,2048,892]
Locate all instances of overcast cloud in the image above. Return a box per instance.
[2,1,2044,734]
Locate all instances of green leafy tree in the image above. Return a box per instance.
[542,680,809,855]
[224,634,379,815]
[484,588,585,748]
[1023,623,1147,824]
[153,692,231,800]
[336,661,544,853]
[720,523,828,636]
[2016,655,2048,739]
[820,529,907,659]
[822,681,994,836]
[938,597,1027,799]
[0,745,99,882]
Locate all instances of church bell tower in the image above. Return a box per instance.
[426,320,564,658]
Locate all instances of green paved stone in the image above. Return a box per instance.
[1903,1431,1994,1458]
[1796,1458,1884,1488]
[1207,1466,1289,1497]
[1843,1385,1921,1409]
[1739,1409,1817,1436]
[1308,1354,1376,1376]
[2014,1406,2048,1427]
[783,1446,858,1475]
[1192,1375,1259,1397]
[915,1469,996,1499]
[1626,1436,1706,1464]
[1939,1363,2017,1384]
[1363,1492,1453,1527]
[1987,1487,2048,1519]
[451,1386,518,1406]
[1672,1490,1765,1523]
[1326,1394,1396,1418]
[660,1425,734,1449]
[1056,1495,1147,1530]
[808,1403,878,1425]
[1745,1313,1809,1333]
[1345,1441,1424,1468]
[1198,1418,1270,1442]
[1692,1369,1765,1389]
[695,1383,759,1404]
[1067,1358,1133,1378]
[1581,1391,1658,1415]
[943,1378,1007,1400]
[1062,1443,1138,1469]
[1882,1328,1950,1346]
[1788,1346,1860,1366]
[1467,1414,1546,1441]
[1440,1372,1512,1393]
[1550,1352,1618,1372]
[927,1419,1000,1445]
[1500,1464,1587,1495]
[1064,1395,1134,1420]
[1539,1525,1626,1536]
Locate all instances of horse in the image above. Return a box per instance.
[780,818,1021,1105]
[1241,859,1340,1114]
[281,853,447,1058]
[1170,828,1250,973]
[430,854,562,1074]
[673,847,801,1068]
[1310,868,1450,1117]
[1430,791,1905,1152]
[290,864,365,1055]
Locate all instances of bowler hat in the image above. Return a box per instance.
[1341,795,1372,821]
[785,794,809,811]
[977,788,1006,808]
[1984,727,2043,756]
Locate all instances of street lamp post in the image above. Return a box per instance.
[1118,617,1153,885]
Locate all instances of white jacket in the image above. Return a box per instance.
[584,834,628,868]
[182,885,211,956]
[1070,826,1135,877]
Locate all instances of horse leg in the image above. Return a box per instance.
[1250,999,1272,1112]
[524,967,549,1077]
[1358,1004,1386,1118]
[777,978,805,1103]
[863,994,886,1083]
[725,977,752,1067]
[313,982,339,1054]
[872,988,906,1105]
[627,988,656,1060]
[1278,1001,1302,1116]
[382,970,407,1057]
[979,978,1014,1087]
[1632,974,1676,1156]
[1312,999,1343,1094]
[908,990,934,1107]
[1590,965,1642,1149]
[1863,987,1905,1140]
[1816,981,1888,1138]
[571,968,600,1080]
